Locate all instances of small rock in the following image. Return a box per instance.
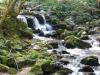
[47,41,58,49]
[59,58,69,65]
[61,51,70,54]
[79,66,94,72]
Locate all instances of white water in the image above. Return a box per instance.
[17,14,55,36]
[47,34,100,75]
[17,14,100,75]
[32,15,55,35]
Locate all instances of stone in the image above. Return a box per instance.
[20,27,33,39]
[64,35,91,49]
[61,51,70,54]
[52,68,73,75]
[47,41,58,49]
[80,56,99,66]
[79,66,94,72]
[59,58,69,65]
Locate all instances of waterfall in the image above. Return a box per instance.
[89,35,100,50]
[17,14,55,36]
[32,15,55,36]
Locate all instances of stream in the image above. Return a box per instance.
[42,33,100,75]
[17,14,100,75]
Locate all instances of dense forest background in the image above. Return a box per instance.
[0,0,100,75]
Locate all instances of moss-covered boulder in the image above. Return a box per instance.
[0,64,9,72]
[20,27,33,39]
[7,68,17,74]
[80,56,99,66]
[30,59,52,75]
[47,41,58,49]
[7,50,39,69]
[52,68,73,75]
[64,35,91,49]
[79,66,94,72]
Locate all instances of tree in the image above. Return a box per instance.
[0,0,26,26]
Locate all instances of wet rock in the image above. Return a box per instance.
[80,56,99,66]
[30,59,51,75]
[47,41,58,49]
[80,35,89,40]
[54,29,64,39]
[79,66,94,72]
[52,68,73,75]
[20,27,33,39]
[88,30,97,35]
[59,58,69,65]
[41,63,62,74]
[96,37,100,42]
[52,50,58,54]
[61,51,70,54]
[89,73,95,75]
[64,35,91,49]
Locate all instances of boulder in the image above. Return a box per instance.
[52,68,73,75]
[30,59,52,75]
[77,30,89,40]
[47,41,58,49]
[64,35,91,49]
[7,68,17,74]
[96,36,100,42]
[41,63,61,74]
[80,35,89,40]
[20,27,33,39]
[80,56,99,66]
[79,66,94,72]
[59,58,69,65]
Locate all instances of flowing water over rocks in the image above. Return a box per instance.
[17,14,100,75]
[47,34,100,75]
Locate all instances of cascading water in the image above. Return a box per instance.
[17,14,55,36]
[17,14,100,75]
[89,34,100,50]
[32,15,55,36]
[47,34,100,75]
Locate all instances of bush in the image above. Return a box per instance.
[0,64,9,72]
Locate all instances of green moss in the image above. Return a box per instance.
[0,50,8,56]
[0,55,8,65]
[27,50,40,59]
[20,27,33,39]
[0,64,9,72]
[64,35,91,49]
[7,68,17,74]
[30,59,51,75]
